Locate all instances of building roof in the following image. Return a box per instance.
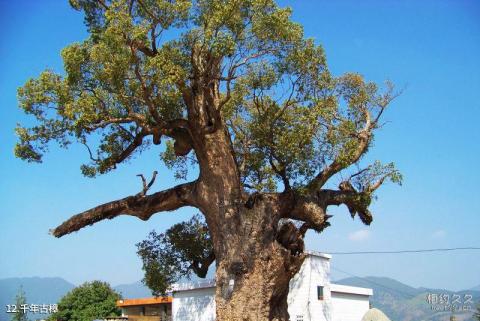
[330,283,373,296]
[116,297,172,307]
[172,279,216,292]
[304,250,332,259]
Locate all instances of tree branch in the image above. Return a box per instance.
[319,189,373,225]
[130,45,162,124]
[284,194,331,232]
[308,130,371,191]
[282,183,374,235]
[269,155,290,191]
[51,181,198,238]
[191,251,215,278]
[306,81,400,192]
[136,170,158,196]
[109,128,149,166]
[92,119,190,173]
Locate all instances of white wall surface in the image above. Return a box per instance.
[287,254,332,321]
[172,287,216,321]
[331,292,370,321]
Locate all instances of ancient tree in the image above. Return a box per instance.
[15,1,402,320]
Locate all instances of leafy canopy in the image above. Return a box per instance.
[16,0,404,301]
[47,281,121,321]
[16,0,401,193]
[136,214,213,295]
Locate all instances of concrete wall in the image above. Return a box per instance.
[287,253,333,321]
[172,287,215,321]
[331,292,370,321]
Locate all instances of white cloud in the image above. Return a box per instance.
[348,229,370,242]
[431,229,446,239]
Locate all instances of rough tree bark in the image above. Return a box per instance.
[188,124,312,321]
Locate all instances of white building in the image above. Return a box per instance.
[170,251,372,321]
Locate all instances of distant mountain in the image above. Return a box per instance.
[114,281,152,299]
[114,271,215,299]
[470,285,480,291]
[0,277,75,321]
[336,276,480,321]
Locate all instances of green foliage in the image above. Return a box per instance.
[47,281,121,321]
[15,0,401,193]
[351,161,403,192]
[160,140,198,180]
[11,287,29,321]
[475,304,480,321]
[136,214,213,295]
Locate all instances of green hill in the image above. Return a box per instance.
[336,277,479,321]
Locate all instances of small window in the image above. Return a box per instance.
[296,315,304,321]
[317,286,324,300]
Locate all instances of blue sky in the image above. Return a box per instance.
[0,0,479,291]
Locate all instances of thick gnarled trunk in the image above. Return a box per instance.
[215,250,302,321]
[190,125,309,321]
[215,243,305,321]
[211,199,305,321]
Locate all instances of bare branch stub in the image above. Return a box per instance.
[137,171,159,196]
